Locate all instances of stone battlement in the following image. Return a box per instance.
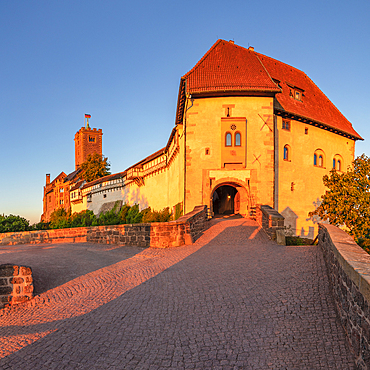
[0,264,34,309]
[0,206,208,249]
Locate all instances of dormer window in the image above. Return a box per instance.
[288,84,303,101]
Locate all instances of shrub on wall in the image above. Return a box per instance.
[1,202,179,233]
[0,214,31,233]
[126,204,143,224]
[174,202,183,220]
[119,203,131,224]
[142,207,171,223]
[50,208,71,229]
[70,210,96,227]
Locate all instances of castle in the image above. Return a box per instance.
[42,40,362,237]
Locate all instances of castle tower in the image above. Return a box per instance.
[74,116,103,169]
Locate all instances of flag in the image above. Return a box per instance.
[85,114,91,118]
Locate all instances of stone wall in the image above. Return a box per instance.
[319,224,370,369]
[256,205,285,245]
[0,206,208,249]
[0,264,33,309]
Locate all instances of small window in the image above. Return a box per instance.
[282,120,290,131]
[235,132,241,146]
[48,196,51,202]
[59,188,64,193]
[60,199,64,205]
[283,145,290,161]
[314,153,318,166]
[103,194,107,198]
[305,127,308,135]
[333,158,336,169]
[205,148,210,155]
[89,136,95,142]
[225,132,232,146]
[295,91,301,100]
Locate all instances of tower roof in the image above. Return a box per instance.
[175,39,362,140]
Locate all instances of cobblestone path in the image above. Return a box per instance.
[0,218,355,369]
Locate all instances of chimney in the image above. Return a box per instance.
[46,174,50,185]
[248,46,254,51]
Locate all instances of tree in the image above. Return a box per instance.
[0,214,30,233]
[50,208,71,229]
[80,153,111,182]
[309,154,370,246]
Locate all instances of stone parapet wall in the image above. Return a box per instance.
[0,264,34,309]
[319,224,370,369]
[0,206,208,249]
[256,205,285,244]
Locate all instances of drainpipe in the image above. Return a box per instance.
[183,83,194,214]
[274,114,279,210]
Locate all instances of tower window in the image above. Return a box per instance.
[235,132,241,146]
[89,136,95,142]
[205,148,210,155]
[225,132,232,147]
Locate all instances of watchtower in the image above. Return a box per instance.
[74,116,103,169]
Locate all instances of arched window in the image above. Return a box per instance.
[235,132,241,146]
[283,145,290,161]
[225,132,232,146]
[337,160,341,171]
[314,149,325,168]
[333,154,343,172]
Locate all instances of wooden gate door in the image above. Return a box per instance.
[234,191,240,213]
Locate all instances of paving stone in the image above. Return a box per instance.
[0,218,356,369]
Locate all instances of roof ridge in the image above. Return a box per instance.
[254,53,281,93]
[182,39,224,79]
[255,51,307,76]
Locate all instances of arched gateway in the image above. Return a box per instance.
[210,180,250,217]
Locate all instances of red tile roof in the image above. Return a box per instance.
[177,39,362,140]
[184,40,280,94]
[256,52,362,140]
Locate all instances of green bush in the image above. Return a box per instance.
[1,202,175,233]
[97,208,120,225]
[141,207,171,223]
[0,214,31,233]
[126,204,143,224]
[174,202,183,220]
[118,203,131,224]
[32,221,51,230]
[70,210,96,227]
[50,208,71,229]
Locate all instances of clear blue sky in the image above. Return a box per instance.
[1,0,369,224]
